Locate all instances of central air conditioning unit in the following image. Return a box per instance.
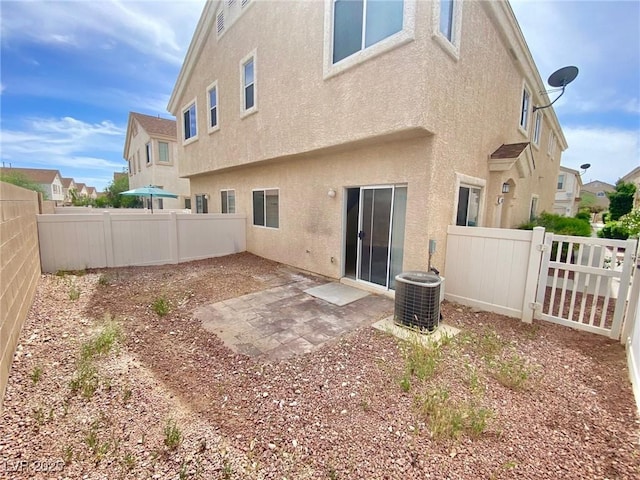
[394,271,442,332]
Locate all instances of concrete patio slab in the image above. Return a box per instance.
[304,282,370,306]
[194,268,393,360]
[372,316,460,347]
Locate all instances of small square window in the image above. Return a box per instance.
[253,188,278,228]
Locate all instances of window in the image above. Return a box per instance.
[548,131,556,156]
[217,11,224,34]
[158,142,170,162]
[207,81,219,131]
[242,56,256,113]
[145,142,152,164]
[221,189,236,213]
[557,174,565,190]
[332,0,404,64]
[596,191,605,197]
[520,86,530,131]
[456,185,481,226]
[530,196,539,221]
[439,0,454,41]
[533,111,542,146]
[184,198,191,209]
[182,101,197,141]
[241,0,249,6]
[128,159,132,175]
[253,189,279,228]
[195,194,208,214]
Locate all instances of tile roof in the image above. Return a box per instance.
[0,167,61,184]
[61,177,75,188]
[130,112,176,139]
[86,187,96,195]
[74,182,86,191]
[490,143,530,159]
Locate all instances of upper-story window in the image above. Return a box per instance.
[532,110,542,146]
[207,81,219,132]
[241,52,257,116]
[433,0,462,58]
[557,174,565,190]
[158,142,170,163]
[217,11,225,34]
[332,0,404,64]
[182,101,198,142]
[439,0,454,41]
[520,86,530,132]
[145,142,152,164]
[548,131,556,157]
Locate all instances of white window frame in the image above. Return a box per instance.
[207,80,220,133]
[158,141,170,163]
[529,195,539,221]
[532,110,542,147]
[252,187,279,229]
[557,174,566,191]
[548,131,556,157]
[452,173,485,227]
[221,189,236,214]
[181,99,198,145]
[240,50,257,118]
[195,194,209,214]
[432,0,463,60]
[519,83,531,135]
[323,0,416,79]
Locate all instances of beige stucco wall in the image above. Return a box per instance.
[0,182,41,412]
[173,0,565,280]
[126,122,190,210]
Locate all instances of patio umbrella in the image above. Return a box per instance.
[119,185,179,213]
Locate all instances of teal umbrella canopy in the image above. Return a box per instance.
[120,185,178,213]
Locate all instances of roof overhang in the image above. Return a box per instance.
[488,142,534,178]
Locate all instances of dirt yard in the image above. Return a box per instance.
[1,253,638,479]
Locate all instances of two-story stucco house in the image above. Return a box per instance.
[1,167,65,205]
[123,112,190,210]
[61,177,76,205]
[553,166,582,217]
[167,0,566,290]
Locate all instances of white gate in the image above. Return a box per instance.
[535,234,636,339]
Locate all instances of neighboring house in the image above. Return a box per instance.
[0,167,65,205]
[74,183,88,198]
[85,187,98,200]
[582,180,615,212]
[167,0,566,290]
[553,166,582,217]
[620,166,640,209]
[61,177,76,205]
[123,112,190,210]
[114,171,127,183]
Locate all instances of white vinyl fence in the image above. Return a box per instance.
[444,226,544,322]
[37,212,246,272]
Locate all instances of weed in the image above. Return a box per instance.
[69,361,99,398]
[222,458,234,479]
[477,329,505,361]
[69,287,81,301]
[328,466,339,480]
[122,452,136,470]
[30,366,43,384]
[63,445,73,465]
[57,269,86,277]
[360,400,370,412]
[81,321,122,361]
[152,297,170,316]
[33,406,45,425]
[179,462,189,480]
[163,418,182,450]
[415,389,492,440]
[122,386,133,404]
[403,339,440,381]
[85,426,99,453]
[491,354,531,391]
[399,374,411,393]
[98,274,111,286]
[464,363,483,395]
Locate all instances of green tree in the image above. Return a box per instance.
[0,171,47,198]
[607,180,636,221]
[578,191,605,216]
[105,175,141,208]
[619,208,640,238]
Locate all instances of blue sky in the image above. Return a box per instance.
[1,0,638,191]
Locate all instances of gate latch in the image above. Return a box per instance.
[536,244,549,252]
[529,302,542,311]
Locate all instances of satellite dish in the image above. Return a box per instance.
[548,66,579,88]
[580,163,591,170]
[533,65,579,112]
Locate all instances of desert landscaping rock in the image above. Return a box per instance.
[0,253,638,479]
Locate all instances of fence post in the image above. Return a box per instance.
[521,226,545,324]
[103,212,114,268]
[169,212,179,264]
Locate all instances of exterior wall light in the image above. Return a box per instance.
[327,188,336,198]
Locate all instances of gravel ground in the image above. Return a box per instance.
[1,252,638,479]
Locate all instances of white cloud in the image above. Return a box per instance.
[562,126,640,185]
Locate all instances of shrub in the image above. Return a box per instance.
[519,212,591,237]
[607,181,636,221]
[619,208,640,238]
[575,210,591,222]
[597,221,630,240]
